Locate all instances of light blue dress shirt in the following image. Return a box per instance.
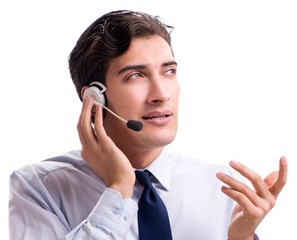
[9,148,245,240]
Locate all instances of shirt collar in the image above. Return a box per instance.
[145,148,171,191]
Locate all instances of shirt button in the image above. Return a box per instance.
[123,214,129,221]
[112,207,121,215]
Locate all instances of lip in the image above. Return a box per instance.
[141,110,173,126]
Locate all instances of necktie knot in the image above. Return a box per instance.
[135,170,152,189]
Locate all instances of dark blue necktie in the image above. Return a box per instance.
[135,170,172,240]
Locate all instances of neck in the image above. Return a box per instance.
[125,147,164,169]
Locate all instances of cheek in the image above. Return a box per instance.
[169,81,180,102]
[107,87,145,108]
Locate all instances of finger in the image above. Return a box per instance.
[220,185,262,217]
[268,156,288,198]
[77,97,89,147]
[229,160,270,198]
[216,172,259,203]
[79,97,98,148]
[93,102,107,139]
[92,102,116,149]
[264,171,278,187]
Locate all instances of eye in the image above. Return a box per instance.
[164,68,177,78]
[167,68,176,74]
[125,72,143,81]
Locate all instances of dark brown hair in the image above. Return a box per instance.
[68,10,174,100]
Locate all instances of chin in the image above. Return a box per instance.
[149,130,177,147]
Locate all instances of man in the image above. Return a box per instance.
[9,10,287,240]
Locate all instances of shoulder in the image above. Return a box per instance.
[10,150,87,183]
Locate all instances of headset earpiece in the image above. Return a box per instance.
[83,81,143,131]
[83,81,107,106]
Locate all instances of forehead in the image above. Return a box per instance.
[107,35,174,74]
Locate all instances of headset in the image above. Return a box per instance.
[83,81,143,131]
[83,81,107,106]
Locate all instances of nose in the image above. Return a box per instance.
[147,79,171,104]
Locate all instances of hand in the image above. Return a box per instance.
[77,96,135,198]
[216,156,288,240]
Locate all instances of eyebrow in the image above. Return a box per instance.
[117,60,177,75]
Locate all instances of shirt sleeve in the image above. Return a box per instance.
[9,169,138,240]
[65,188,138,240]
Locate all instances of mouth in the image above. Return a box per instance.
[142,114,172,120]
[141,110,173,121]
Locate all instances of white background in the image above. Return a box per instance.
[1,1,296,239]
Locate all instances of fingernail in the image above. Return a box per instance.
[281,156,287,165]
[216,172,226,179]
[230,160,238,167]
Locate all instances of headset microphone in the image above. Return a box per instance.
[84,81,143,132]
[93,100,143,131]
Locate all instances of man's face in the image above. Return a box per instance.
[104,35,180,151]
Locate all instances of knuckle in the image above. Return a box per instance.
[261,198,276,214]
[280,177,287,186]
[234,193,246,203]
[250,208,263,219]
[81,150,86,159]
[251,173,262,183]
[268,197,276,209]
